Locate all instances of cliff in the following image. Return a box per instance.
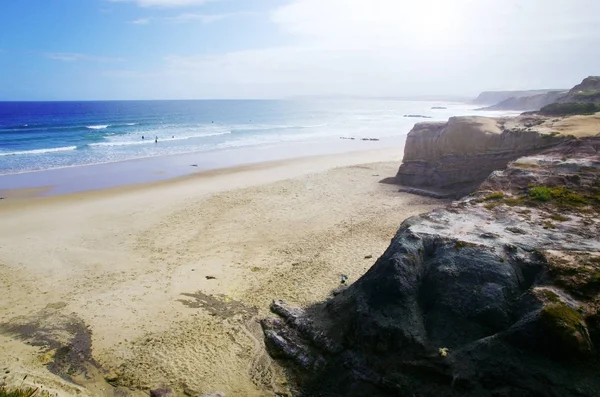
[480,90,566,111]
[476,77,600,111]
[557,76,600,103]
[472,90,562,105]
[389,116,566,198]
[262,136,600,397]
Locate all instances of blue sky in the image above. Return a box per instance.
[1,0,599,100]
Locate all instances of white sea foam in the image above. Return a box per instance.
[88,131,231,147]
[125,123,137,126]
[86,125,109,130]
[89,140,150,147]
[0,146,77,156]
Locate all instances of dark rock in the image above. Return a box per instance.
[150,388,173,397]
[364,255,373,259]
[205,276,216,280]
[262,136,600,396]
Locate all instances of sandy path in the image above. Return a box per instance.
[0,148,443,396]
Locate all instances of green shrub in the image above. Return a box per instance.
[549,186,587,206]
[539,102,600,116]
[529,186,553,202]
[529,186,586,206]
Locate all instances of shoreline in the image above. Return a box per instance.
[0,145,403,203]
[0,136,405,197]
[0,145,445,396]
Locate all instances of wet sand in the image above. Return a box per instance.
[0,147,444,396]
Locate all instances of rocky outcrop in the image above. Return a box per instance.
[389,116,565,198]
[262,136,600,397]
[472,90,563,105]
[480,90,566,111]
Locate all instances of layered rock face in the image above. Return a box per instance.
[262,137,600,397]
[392,116,564,197]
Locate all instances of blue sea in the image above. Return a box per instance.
[0,99,514,176]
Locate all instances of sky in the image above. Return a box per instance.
[0,0,599,100]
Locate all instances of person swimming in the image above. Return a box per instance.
[155,136,158,143]
[142,135,144,140]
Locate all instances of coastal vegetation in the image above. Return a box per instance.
[538,102,600,116]
[573,89,600,100]
[0,385,38,397]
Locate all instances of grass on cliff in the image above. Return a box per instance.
[573,89,600,100]
[484,192,504,201]
[539,102,600,116]
[529,186,587,206]
[547,253,600,300]
[0,386,38,397]
[501,185,598,210]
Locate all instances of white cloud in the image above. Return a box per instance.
[45,52,124,62]
[111,0,214,7]
[113,0,600,98]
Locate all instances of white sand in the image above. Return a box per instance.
[0,147,444,396]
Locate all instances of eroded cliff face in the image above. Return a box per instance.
[392,116,566,198]
[262,137,600,397]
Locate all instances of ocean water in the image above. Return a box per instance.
[0,99,516,175]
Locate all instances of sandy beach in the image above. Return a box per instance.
[0,147,444,396]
